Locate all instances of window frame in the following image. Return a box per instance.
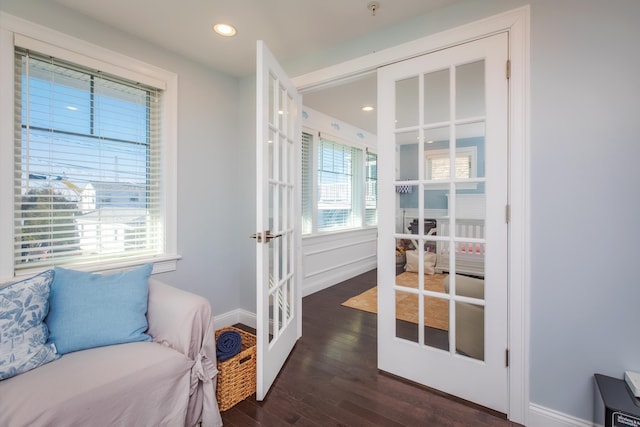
[0,15,179,281]
[301,130,377,236]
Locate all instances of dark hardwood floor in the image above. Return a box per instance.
[221,269,522,426]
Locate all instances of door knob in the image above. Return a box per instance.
[250,230,282,243]
[264,230,282,242]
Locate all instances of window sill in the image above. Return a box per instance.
[8,254,182,282]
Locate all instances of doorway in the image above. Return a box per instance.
[295,6,529,423]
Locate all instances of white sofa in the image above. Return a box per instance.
[0,278,223,427]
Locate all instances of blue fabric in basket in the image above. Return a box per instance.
[216,330,242,361]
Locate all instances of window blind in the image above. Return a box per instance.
[14,48,163,271]
[365,151,378,226]
[301,132,313,235]
[427,153,472,180]
[317,137,361,231]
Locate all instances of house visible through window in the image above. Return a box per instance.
[14,47,163,271]
[301,132,377,234]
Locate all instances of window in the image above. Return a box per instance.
[425,147,477,189]
[365,151,378,226]
[301,132,313,235]
[1,28,178,279]
[425,147,477,180]
[301,132,377,234]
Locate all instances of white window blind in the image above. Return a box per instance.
[14,48,163,271]
[317,137,362,231]
[301,132,313,235]
[365,151,378,226]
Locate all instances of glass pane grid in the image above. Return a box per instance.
[393,58,488,361]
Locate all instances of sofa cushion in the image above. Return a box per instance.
[46,264,153,354]
[0,270,59,380]
[0,341,193,426]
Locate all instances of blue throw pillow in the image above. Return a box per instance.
[46,263,153,354]
[0,270,60,380]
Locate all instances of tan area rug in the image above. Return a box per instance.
[341,272,449,331]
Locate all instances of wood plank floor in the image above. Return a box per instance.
[221,269,522,426]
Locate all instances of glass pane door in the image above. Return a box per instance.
[255,41,302,401]
[378,32,509,412]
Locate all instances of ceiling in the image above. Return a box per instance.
[54,0,462,134]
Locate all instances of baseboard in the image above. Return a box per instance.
[528,403,595,427]
[213,308,256,330]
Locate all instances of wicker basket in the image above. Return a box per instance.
[215,326,257,411]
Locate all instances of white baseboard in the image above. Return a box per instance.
[213,308,256,331]
[528,404,595,427]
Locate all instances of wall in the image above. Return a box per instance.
[236,75,258,316]
[0,0,246,318]
[529,0,640,424]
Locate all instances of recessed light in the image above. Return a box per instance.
[361,106,374,112]
[213,23,237,37]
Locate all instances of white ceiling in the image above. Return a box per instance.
[302,73,379,134]
[54,0,462,134]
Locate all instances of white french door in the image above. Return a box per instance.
[377,33,509,412]
[255,40,302,400]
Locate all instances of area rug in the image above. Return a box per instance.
[341,272,449,331]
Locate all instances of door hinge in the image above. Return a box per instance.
[506,60,511,79]
[505,349,510,367]
[505,204,511,223]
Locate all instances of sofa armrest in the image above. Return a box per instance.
[147,278,210,356]
[146,278,222,427]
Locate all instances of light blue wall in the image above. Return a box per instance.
[530,0,640,421]
[237,75,258,314]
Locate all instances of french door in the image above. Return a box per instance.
[255,40,302,400]
[377,33,509,411]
